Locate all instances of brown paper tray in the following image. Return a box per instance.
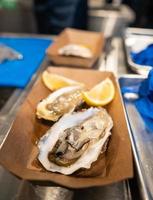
[0,67,133,189]
[46,28,104,68]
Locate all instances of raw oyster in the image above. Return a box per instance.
[58,44,92,58]
[38,107,113,175]
[36,86,83,121]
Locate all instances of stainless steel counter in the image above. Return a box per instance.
[0,36,139,200]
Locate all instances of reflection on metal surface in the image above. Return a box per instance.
[123,92,139,101]
[119,76,153,200]
[0,87,15,110]
[88,5,135,34]
[73,182,131,200]
[124,28,153,76]
[99,38,119,76]
[35,186,73,200]
[15,181,132,200]
[0,166,21,200]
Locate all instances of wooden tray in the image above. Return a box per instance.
[46,28,104,68]
[0,67,133,188]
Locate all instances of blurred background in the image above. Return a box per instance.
[0,0,153,35]
[0,1,153,200]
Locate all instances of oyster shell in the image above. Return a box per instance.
[58,44,92,58]
[38,107,113,175]
[36,86,83,121]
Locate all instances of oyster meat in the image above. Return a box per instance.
[58,44,93,58]
[36,86,83,121]
[38,107,113,175]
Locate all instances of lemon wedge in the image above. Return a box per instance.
[42,70,84,91]
[82,78,115,106]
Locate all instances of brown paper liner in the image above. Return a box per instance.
[0,67,133,188]
[46,28,104,68]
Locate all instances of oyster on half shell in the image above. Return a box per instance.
[58,44,93,58]
[38,107,113,175]
[36,86,83,121]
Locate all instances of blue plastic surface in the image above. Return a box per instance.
[0,37,52,88]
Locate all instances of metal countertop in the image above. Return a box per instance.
[0,36,138,200]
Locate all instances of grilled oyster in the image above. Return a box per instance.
[36,86,83,121]
[38,107,113,175]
